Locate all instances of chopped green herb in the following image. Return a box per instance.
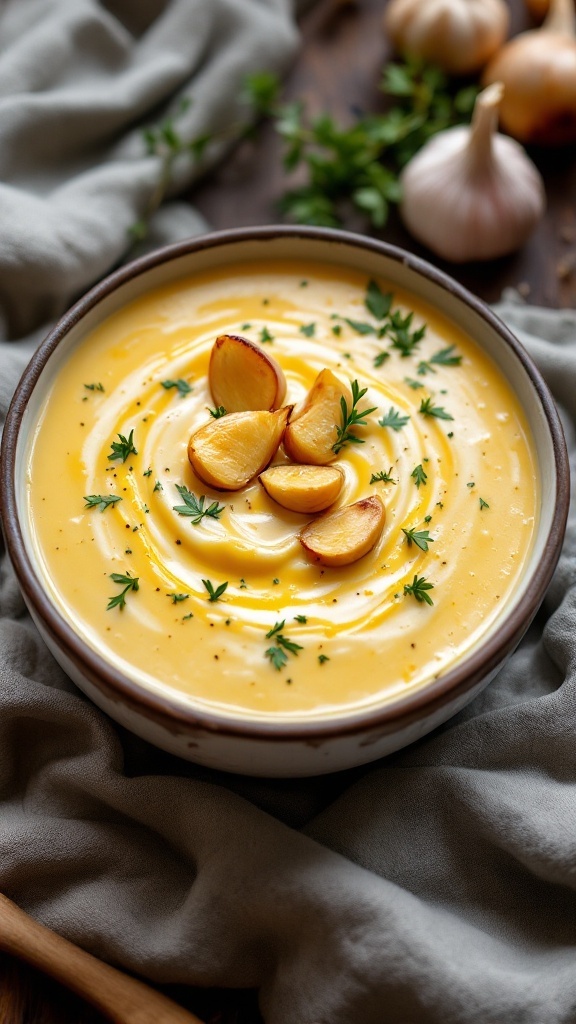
[419,397,453,420]
[107,572,139,610]
[374,351,391,368]
[467,481,476,488]
[333,379,377,454]
[208,405,227,418]
[260,326,274,344]
[342,318,376,336]
[182,612,194,620]
[299,322,316,337]
[265,620,303,670]
[318,654,330,665]
[294,614,308,623]
[84,494,122,512]
[143,468,152,477]
[240,322,252,330]
[386,310,426,357]
[411,464,428,488]
[239,578,248,589]
[161,378,192,398]
[153,480,163,492]
[84,382,104,392]
[479,497,490,510]
[168,593,189,604]
[331,324,342,337]
[300,279,308,287]
[403,574,434,605]
[370,469,396,484]
[266,645,288,671]
[107,429,137,463]
[202,579,228,602]
[365,279,393,321]
[405,377,424,389]
[273,578,280,585]
[418,345,463,375]
[378,407,410,431]
[402,527,434,552]
[173,485,225,524]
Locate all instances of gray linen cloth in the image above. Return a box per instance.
[1,3,576,1023]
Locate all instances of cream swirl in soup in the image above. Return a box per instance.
[27,260,538,719]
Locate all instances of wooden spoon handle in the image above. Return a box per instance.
[0,893,204,1024]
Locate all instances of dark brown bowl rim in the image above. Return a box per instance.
[0,225,570,743]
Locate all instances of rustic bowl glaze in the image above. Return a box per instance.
[0,227,569,776]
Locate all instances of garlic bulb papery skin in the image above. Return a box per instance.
[482,0,576,144]
[399,83,546,263]
[383,0,510,76]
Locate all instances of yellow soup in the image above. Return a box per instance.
[27,260,538,720]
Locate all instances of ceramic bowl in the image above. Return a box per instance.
[0,227,569,777]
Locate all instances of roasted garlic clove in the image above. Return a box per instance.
[283,369,350,465]
[299,495,385,567]
[188,406,291,490]
[259,464,344,514]
[209,334,287,413]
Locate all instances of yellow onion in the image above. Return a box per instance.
[482,0,576,144]
[524,0,550,19]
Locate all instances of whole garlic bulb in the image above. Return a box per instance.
[399,83,546,263]
[383,0,510,76]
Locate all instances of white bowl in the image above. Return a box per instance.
[0,227,569,777]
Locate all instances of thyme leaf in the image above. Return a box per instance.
[84,494,122,512]
[107,572,139,610]
[403,574,434,605]
[173,485,225,524]
[107,430,137,463]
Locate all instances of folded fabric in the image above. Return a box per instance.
[1,4,576,1024]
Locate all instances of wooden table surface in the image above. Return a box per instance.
[2,1,575,1022]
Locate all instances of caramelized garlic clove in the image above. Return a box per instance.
[283,369,350,465]
[299,495,385,567]
[188,406,291,491]
[209,334,287,413]
[259,464,344,514]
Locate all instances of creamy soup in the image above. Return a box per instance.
[26,260,538,719]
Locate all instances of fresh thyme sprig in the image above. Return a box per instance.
[403,574,435,605]
[107,430,137,463]
[262,58,477,229]
[208,405,227,418]
[265,620,303,671]
[173,485,225,524]
[107,572,139,610]
[84,494,122,512]
[83,382,104,392]
[332,379,377,454]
